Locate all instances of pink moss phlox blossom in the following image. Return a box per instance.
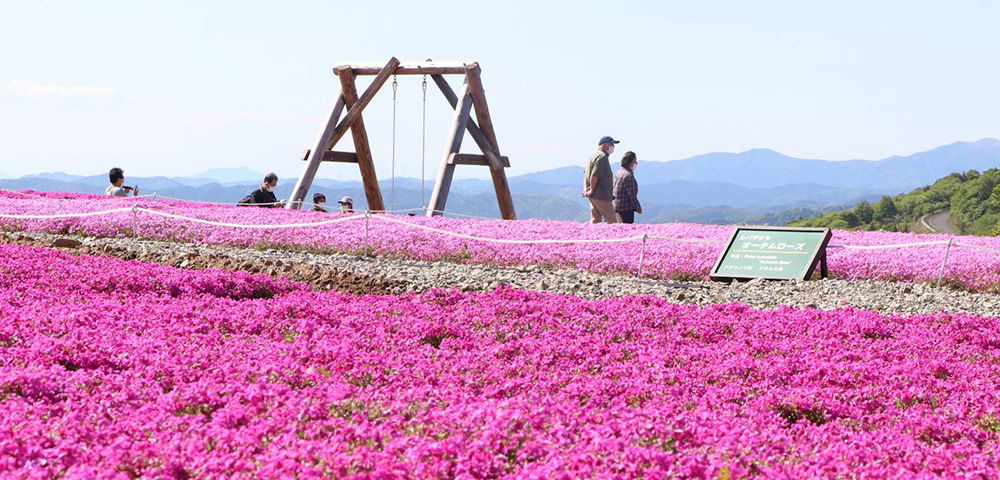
[1,244,999,477]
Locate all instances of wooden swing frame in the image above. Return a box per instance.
[287,57,516,219]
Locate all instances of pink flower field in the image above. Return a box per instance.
[2,243,1000,478]
[3,190,1000,291]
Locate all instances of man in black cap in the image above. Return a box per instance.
[582,136,621,223]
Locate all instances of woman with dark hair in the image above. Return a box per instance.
[612,151,641,224]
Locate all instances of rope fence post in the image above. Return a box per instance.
[364,210,371,257]
[637,233,648,278]
[131,205,138,238]
[936,237,954,288]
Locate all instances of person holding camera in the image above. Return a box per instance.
[105,167,139,197]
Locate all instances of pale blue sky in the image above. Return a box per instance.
[1,0,998,182]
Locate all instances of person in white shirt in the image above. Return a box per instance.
[104,167,139,197]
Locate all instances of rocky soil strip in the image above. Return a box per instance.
[5,231,999,318]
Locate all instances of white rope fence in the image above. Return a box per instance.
[647,235,726,245]
[138,193,500,220]
[0,207,135,219]
[137,208,367,229]
[827,241,953,250]
[1,205,999,284]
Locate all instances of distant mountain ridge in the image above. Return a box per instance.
[4,138,999,224]
[518,138,1000,192]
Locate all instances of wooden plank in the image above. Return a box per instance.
[340,70,385,212]
[430,75,505,170]
[339,66,467,75]
[317,151,359,163]
[287,89,345,210]
[448,153,510,168]
[324,57,400,152]
[427,84,474,217]
[335,61,469,76]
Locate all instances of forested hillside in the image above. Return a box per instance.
[788,169,1000,235]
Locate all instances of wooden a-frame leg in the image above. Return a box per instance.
[465,64,516,220]
[288,89,346,210]
[431,74,516,220]
[339,68,385,212]
[427,83,473,217]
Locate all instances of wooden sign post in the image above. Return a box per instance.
[287,57,516,220]
[710,226,833,282]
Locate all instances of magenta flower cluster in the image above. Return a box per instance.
[3,190,1000,291]
[2,243,999,478]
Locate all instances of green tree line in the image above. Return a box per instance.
[787,169,1000,235]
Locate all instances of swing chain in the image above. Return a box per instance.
[421,74,428,210]
[391,75,398,211]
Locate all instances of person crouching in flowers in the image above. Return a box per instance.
[613,151,641,224]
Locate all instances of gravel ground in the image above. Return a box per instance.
[5,230,999,318]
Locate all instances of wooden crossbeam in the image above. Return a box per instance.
[296,150,360,163]
[339,68,384,211]
[448,153,510,167]
[335,61,469,76]
[321,151,359,163]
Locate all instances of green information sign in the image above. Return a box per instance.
[710,226,832,281]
